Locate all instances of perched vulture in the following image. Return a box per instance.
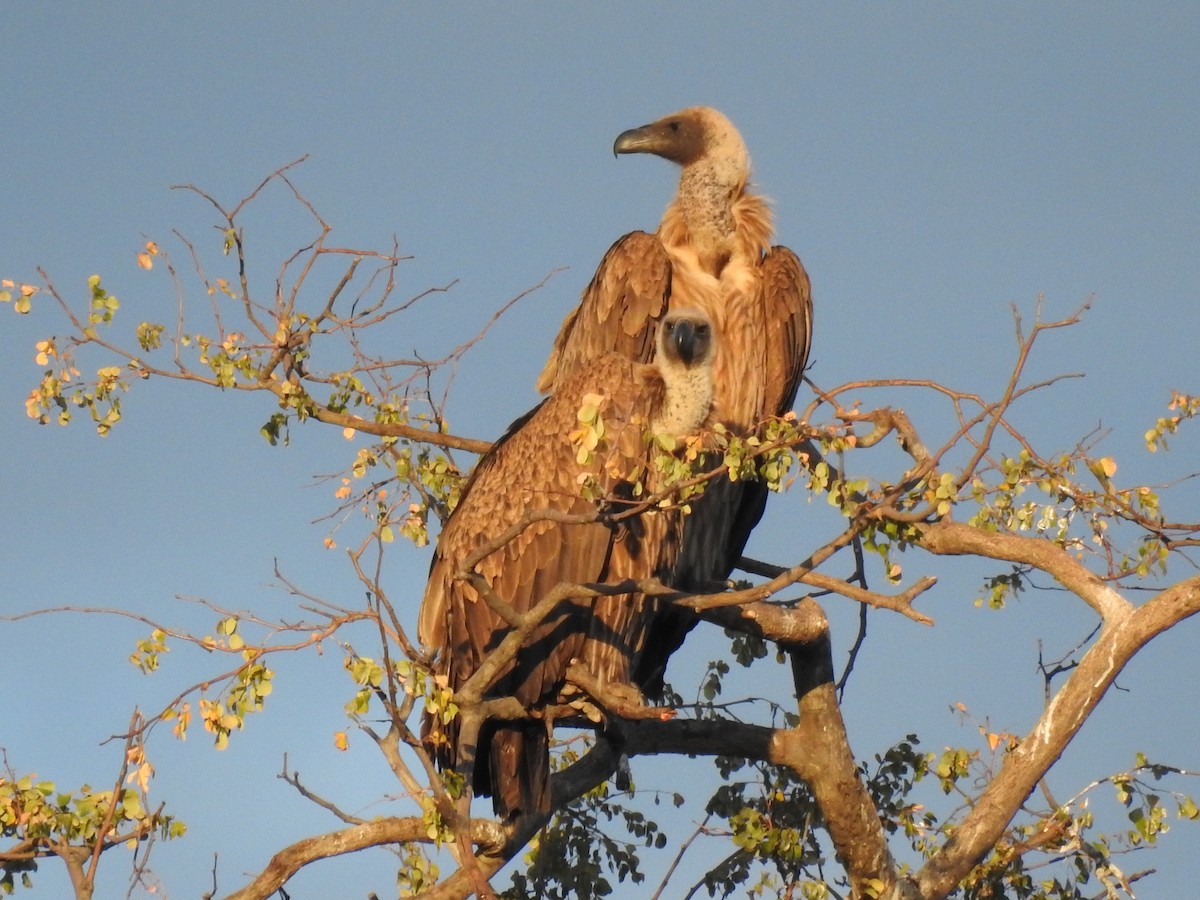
[419,310,716,821]
[538,106,813,694]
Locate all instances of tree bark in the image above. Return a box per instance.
[782,632,899,899]
[913,574,1200,899]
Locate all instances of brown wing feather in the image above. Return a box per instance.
[536,231,671,394]
[760,246,813,416]
[417,401,544,652]
[420,353,677,819]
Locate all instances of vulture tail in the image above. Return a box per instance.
[478,721,551,822]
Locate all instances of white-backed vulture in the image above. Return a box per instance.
[419,310,716,821]
[538,107,813,694]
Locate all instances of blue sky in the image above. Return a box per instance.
[2,5,1198,897]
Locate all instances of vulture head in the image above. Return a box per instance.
[613,106,749,188]
[659,308,714,369]
[653,309,716,436]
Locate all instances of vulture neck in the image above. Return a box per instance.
[681,165,739,271]
[652,363,714,437]
[661,156,759,278]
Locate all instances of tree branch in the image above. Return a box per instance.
[914,574,1200,898]
[219,817,508,900]
[782,632,900,899]
[915,520,1131,622]
[738,555,937,625]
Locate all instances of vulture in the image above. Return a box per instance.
[538,106,813,694]
[419,310,717,821]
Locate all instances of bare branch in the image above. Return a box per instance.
[738,554,937,625]
[278,757,364,826]
[218,816,507,900]
[914,574,1200,898]
[915,520,1131,622]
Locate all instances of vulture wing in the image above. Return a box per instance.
[537,231,671,394]
[420,353,675,820]
[760,245,813,417]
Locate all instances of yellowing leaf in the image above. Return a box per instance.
[25,389,43,420]
[126,760,154,793]
[144,240,159,256]
[137,252,154,270]
[342,427,356,440]
[323,536,337,550]
[172,704,191,740]
[334,731,349,751]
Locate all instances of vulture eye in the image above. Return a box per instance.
[668,120,681,133]
[695,323,710,337]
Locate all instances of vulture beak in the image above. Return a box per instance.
[668,318,700,366]
[613,123,658,157]
[613,116,702,165]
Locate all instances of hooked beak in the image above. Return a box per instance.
[613,123,658,157]
[669,318,699,365]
